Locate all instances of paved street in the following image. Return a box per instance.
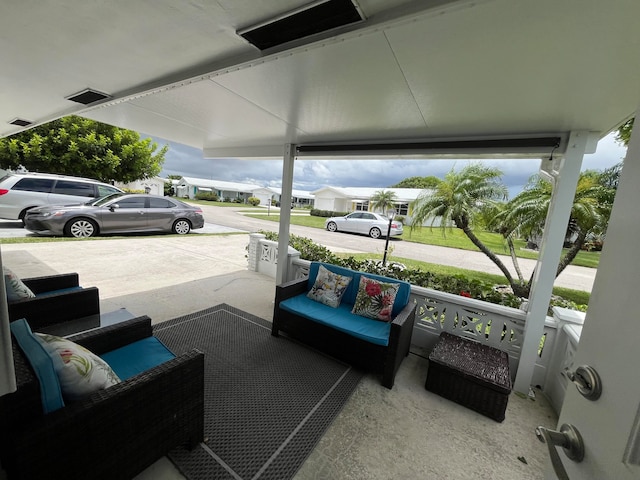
[196,205,596,293]
[0,204,595,292]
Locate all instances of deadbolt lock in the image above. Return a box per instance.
[563,365,602,401]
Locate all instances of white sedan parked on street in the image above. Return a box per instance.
[325,212,403,239]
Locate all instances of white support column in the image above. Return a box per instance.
[514,131,591,394]
[0,246,16,397]
[276,144,295,285]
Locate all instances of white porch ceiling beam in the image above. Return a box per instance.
[203,134,575,160]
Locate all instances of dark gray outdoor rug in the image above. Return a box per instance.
[153,304,363,480]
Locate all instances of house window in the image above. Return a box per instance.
[396,203,409,215]
[355,201,369,211]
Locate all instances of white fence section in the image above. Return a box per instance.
[247,235,584,413]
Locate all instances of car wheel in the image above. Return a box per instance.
[18,208,33,227]
[65,218,98,238]
[369,227,382,239]
[172,219,191,235]
[327,221,338,232]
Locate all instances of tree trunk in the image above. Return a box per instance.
[507,236,525,283]
[557,229,588,276]
[460,225,516,286]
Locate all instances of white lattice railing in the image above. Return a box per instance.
[249,241,582,412]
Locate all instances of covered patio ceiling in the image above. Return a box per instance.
[2,0,639,159]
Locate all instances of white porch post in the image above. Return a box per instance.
[514,131,591,394]
[276,144,295,285]
[0,246,17,396]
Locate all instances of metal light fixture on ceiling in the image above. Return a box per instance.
[539,142,562,184]
[65,89,111,105]
[8,118,32,127]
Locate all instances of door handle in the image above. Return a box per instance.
[536,424,584,480]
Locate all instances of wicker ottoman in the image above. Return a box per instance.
[425,332,512,422]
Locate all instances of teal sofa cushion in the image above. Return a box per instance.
[100,337,176,381]
[10,319,65,413]
[280,294,391,346]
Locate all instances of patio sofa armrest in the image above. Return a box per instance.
[3,349,205,480]
[272,278,308,336]
[22,273,80,293]
[383,301,417,388]
[8,286,100,326]
[276,277,308,301]
[68,315,153,354]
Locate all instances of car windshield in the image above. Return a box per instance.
[86,193,126,206]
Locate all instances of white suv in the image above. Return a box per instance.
[0,172,123,223]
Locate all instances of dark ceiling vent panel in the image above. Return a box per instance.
[238,0,363,51]
[9,118,33,127]
[66,89,111,105]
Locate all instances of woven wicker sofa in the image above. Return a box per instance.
[0,316,204,480]
[272,262,416,389]
[7,272,100,327]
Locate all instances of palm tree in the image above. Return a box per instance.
[502,173,608,282]
[410,163,518,289]
[369,190,397,215]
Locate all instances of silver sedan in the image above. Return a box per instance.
[24,193,204,237]
[325,212,403,239]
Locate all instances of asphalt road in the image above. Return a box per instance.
[195,205,595,293]
[0,205,595,292]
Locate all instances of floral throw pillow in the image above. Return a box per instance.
[35,333,121,401]
[351,276,400,322]
[307,265,353,308]
[3,266,35,302]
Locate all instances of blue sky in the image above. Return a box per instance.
[152,132,626,199]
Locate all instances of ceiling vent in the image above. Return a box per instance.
[238,0,363,51]
[9,118,33,127]
[65,89,111,105]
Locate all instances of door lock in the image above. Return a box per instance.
[563,365,602,400]
[536,424,584,480]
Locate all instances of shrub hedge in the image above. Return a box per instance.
[310,209,349,218]
[261,230,588,313]
[195,192,219,201]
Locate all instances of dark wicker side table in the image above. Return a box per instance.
[425,332,512,422]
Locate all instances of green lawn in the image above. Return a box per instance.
[245,213,601,269]
[184,199,249,207]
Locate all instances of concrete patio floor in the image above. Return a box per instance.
[1,234,557,479]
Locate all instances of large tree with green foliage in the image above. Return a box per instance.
[392,175,441,189]
[0,116,167,183]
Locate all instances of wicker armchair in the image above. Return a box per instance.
[0,316,205,480]
[8,272,100,328]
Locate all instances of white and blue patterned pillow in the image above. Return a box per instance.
[307,265,352,308]
[3,266,35,301]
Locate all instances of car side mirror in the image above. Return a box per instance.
[108,204,120,212]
